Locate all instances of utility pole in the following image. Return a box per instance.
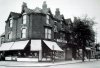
[96,28,98,60]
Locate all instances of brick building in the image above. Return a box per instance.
[0,1,73,61]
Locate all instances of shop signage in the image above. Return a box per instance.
[57,39,67,43]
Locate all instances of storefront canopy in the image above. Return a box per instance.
[0,42,14,51]
[31,40,41,51]
[43,40,63,51]
[10,40,29,50]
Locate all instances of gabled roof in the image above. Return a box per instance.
[65,18,72,25]
[6,12,21,22]
[10,12,20,18]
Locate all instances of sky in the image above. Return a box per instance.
[0,0,100,42]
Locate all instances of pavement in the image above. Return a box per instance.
[0,59,99,67]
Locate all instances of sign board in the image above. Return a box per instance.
[57,39,67,43]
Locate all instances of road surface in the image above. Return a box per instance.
[0,61,100,68]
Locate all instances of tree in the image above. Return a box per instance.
[72,17,95,62]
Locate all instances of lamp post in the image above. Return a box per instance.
[52,45,55,63]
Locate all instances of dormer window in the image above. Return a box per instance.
[23,14,27,24]
[9,19,13,27]
[46,15,49,24]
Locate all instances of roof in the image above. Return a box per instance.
[65,18,72,25]
[10,12,21,18]
[0,32,5,37]
[6,12,21,22]
[6,2,65,23]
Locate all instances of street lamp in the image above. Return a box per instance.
[52,45,55,63]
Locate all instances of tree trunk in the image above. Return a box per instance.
[82,45,85,62]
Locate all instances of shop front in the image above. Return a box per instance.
[0,40,63,62]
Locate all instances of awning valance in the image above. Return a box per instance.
[0,42,14,51]
[43,40,63,51]
[10,40,29,50]
[31,40,41,51]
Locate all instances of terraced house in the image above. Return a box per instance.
[0,1,73,61]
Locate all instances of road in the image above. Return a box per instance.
[0,61,100,68]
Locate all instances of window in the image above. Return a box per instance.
[60,21,65,31]
[9,19,13,27]
[1,37,4,44]
[45,28,51,39]
[54,22,58,39]
[8,32,12,39]
[21,28,26,38]
[46,15,49,24]
[61,21,63,28]
[54,25,57,32]
[23,14,27,24]
[60,32,65,40]
[61,21,63,25]
[54,32,58,39]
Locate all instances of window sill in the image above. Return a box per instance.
[20,38,27,40]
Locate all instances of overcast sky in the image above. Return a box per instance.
[0,0,100,42]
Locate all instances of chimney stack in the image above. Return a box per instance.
[42,1,47,10]
[22,2,27,11]
[55,8,60,16]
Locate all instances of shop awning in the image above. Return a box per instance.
[43,40,63,51]
[31,40,41,51]
[0,42,14,51]
[10,40,29,50]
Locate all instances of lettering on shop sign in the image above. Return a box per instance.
[57,39,67,43]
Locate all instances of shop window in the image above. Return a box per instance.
[21,28,26,38]
[45,28,51,39]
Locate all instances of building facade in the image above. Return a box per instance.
[0,2,73,61]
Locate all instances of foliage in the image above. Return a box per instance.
[72,17,95,48]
